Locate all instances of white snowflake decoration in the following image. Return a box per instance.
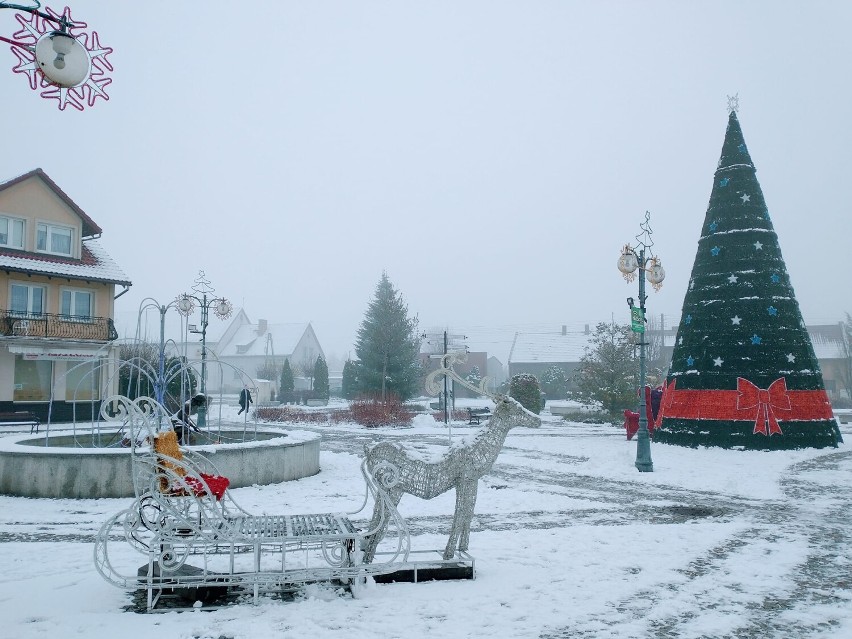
[8,5,112,111]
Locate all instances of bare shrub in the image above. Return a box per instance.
[332,394,414,427]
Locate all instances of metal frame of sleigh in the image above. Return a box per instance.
[93,395,411,611]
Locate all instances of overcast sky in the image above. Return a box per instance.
[2,1,850,365]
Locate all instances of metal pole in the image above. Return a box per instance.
[443,330,449,425]
[635,248,654,472]
[155,305,166,405]
[198,294,208,429]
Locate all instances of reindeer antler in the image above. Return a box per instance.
[425,351,499,401]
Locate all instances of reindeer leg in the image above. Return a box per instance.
[362,488,401,564]
[444,480,475,560]
[458,480,479,552]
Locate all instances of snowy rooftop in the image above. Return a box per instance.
[508,331,591,364]
[217,322,313,357]
[0,239,131,286]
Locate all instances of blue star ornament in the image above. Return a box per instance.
[686,356,695,366]
[767,306,778,316]
[738,143,747,153]
[719,177,730,187]
[771,273,781,284]
[684,314,692,325]
[751,334,762,345]
[709,221,718,232]
[711,246,721,256]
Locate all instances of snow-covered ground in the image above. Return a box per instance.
[1,403,850,639]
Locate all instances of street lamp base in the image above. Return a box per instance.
[635,460,654,472]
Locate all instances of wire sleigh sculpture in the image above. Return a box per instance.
[93,395,410,610]
[363,352,541,561]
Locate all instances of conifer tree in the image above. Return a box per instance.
[279,358,294,403]
[655,108,841,450]
[355,272,421,401]
[570,322,637,416]
[313,356,329,400]
[341,359,359,399]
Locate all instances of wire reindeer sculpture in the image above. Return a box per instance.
[362,352,540,562]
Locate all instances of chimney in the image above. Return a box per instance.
[257,319,267,335]
[561,325,567,336]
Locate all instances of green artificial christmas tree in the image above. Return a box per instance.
[655,105,841,450]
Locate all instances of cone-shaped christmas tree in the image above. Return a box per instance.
[654,108,841,450]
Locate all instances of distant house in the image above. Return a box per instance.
[0,169,131,421]
[191,310,324,394]
[807,323,851,401]
[508,326,591,392]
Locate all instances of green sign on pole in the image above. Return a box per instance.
[631,307,645,333]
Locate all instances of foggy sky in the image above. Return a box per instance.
[2,1,850,365]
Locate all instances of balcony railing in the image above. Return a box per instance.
[0,310,118,342]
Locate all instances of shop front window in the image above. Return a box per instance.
[13,356,53,401]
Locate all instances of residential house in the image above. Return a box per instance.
[200,309,325,394]
[507,326,591,394]
[0,169,131,421]
[807,323,851,402]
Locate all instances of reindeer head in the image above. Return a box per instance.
[491,395,541,429]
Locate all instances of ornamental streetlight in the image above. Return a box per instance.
[617,211,666,473]
[1,1,113,110]
[175,271,233,430]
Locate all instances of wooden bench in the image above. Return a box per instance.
[0,410,40,433]
[468,407,492,425]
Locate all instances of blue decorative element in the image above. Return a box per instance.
[719,177,730,187]
[737,143,747,153]
[684,314,692,325]
[751,334,762,345]
[709,221,718,232]
[767,306,778,316]
[711,246,721,256]
[764,209,771,219]
[686,356,695,366]
[771,273,780,284]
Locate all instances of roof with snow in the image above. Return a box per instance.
[807,325,848,360]
[217,322,315,358]
[0,239,131,285]
[508,331,591,364]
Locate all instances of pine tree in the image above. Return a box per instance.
[313,356,329,400]
[539,365,569,400]
[570,322,637,416]
[279,358,294,403]
[656,109,841,450]
[355,272,421,401]
[464,366,482,386]
[341,359,359,399]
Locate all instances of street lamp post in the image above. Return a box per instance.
[175,271,233,430]
[617,211,666,473]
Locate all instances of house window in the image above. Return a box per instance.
[13,356,53,402]
[10,283,46,316]
[61,288,93,320]
[65,361,100,401]
[36,222,73,256]
[0,215,25,249]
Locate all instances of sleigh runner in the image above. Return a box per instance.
[93,396,410,611]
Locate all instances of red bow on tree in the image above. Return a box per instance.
[736,377,791,436]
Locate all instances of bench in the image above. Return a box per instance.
[468,407,492,425]
[0,410,40,433]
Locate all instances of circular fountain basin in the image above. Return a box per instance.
[0,427,320,499]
